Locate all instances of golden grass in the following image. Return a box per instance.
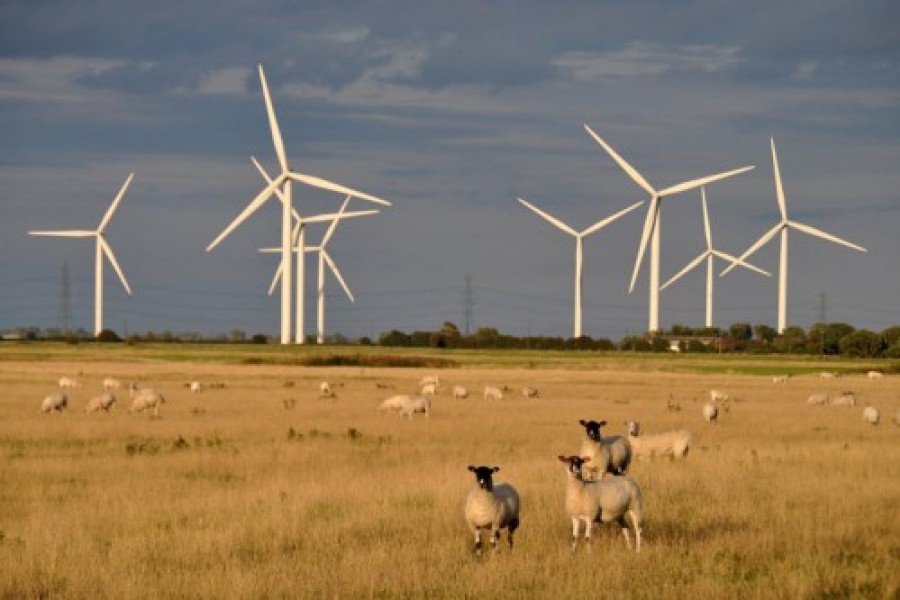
[0,354,898,598]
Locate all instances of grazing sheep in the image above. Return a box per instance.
[830,392,857,407]
[624,420,691,460]
[558,455,642,552]
[420,382,438,397]
[377,394,412,414]
[40,393,68,413]
[772,375,790,384]
[85,392,116,413]
[807,393,829,406]
[578,419,632,479]
[862,406,880,425]
[522,386,540,399]
[102,377,121,391]
[709,389,729,403]
[399,395,431,418]
[702,402,719,424]
[464,465,520,555]
[452,385,469,399]
[483,386,503,401]
[189,381,203,393]
[419,375,440,389]
[319,381,331,396]
[58,376,79,389]
[866,371,884,380]
[128,383,165,416]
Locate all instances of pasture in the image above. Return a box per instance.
[0,344,897,598]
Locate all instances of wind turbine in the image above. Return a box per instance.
[721,138,867,333]
[29,173,134,336]
[660,187,770,327]
[584,124,754,332]
[261,196,378,344]
[206,64,392,344]
[518,197,644,338]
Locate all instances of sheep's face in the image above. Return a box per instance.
[625,420,641,437]
[579,419,607,442]
[558,455,589,479]
[468,465,499,491]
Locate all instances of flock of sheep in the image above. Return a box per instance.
[39,375,196,417]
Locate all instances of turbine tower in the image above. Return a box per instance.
[584,124,754,332]
[30,173,134,336]
[721,138,867,333]
[206,64,392,344]
[660,187,770,327]
[518,197,643,338]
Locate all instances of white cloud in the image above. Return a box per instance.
[196,66,252,95]
[555,42,743,81]
[0,56,123,103]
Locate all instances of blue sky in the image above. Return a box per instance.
[2,1,898,339]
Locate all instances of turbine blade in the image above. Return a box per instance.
[300,209,380,226]
[288,172,392,207]
[98,236,131,294]
[711,250,771,277]
[29,230,96,237]
[323,251,355,302]
[98,173,134,232]
[788,221,867,253]
[518,197,578,236]
[659,166,754,197]
[660,252,708,291]
[251,156,288,205]
[583,125,656,196]
[268,260,283,296]
[206,173,285,252]
[258,65,288,174]
[701,188,712,250]
[628,196,659,293]
[771,138,787,221]
[322,196,352,247]
[580,200,644,237]
[720,224,781,276]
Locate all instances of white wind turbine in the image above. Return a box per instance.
[721,138,867,333]
[584,124,754,332]
[518,197,644,338]
[206,64,392,344]
[660,187,770,327]
[261,196,379,344]
[29,173,134,336]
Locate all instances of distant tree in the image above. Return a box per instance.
[250,334,268,344]
[808,322,855,355]
[728,322,753,342]
[774,327,807,354]
[229,328,246,343]
[619,336,651,351]
[358,336,373,346]
[838,330,885,358]
[670,324,693,336]
[96,329,121,342]
[686,339,709,353]
[884,339,900,358]
[379,329,411,347]
[753,324,776,344]
[881,326,900,348]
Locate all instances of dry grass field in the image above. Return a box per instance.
[0,345,898,598]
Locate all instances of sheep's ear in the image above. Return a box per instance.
[578,419,587,426]
[581,456,591,463]
[468,465,476,472]
[558,455,569,463]
[598,420,607,427]
[491,467,500,473]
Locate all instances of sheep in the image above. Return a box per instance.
[102,377,121,391]
[58,376,79,389]
[464,465,520,555]
[420,382,438,397]
[772,375,790,384]
[702,402,719,424]
[709,389,730,403]
[522,386,540,399]
[578,419,632,479]
[419,375,440,389]
[806,393,829,406]
[128,383,165,416]
[483,386,503,401]
[377,394,412,414]
[399,395,431,418]
[452,385,469,399]
[624,420,692,460]
[862,406,880,425]
[558,455,642,552]
[866,371,884,380]
[85,392,116,413]
[830,392,857,407]
[319,381,331,396]
[40,393,68,413]
[819,371,838,379]
[189,381,203,393]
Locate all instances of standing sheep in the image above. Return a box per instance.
[85,392,116,413]
[578,419,632,479]
[866,371,884,380]
[102,377,121,391]
[709,389,729,403]
[40,393,68,413]
[128,383,166,416]
[419,375,440,389]
[862,406,880,425]
[522,386,540,399]
[464,465,520,555]
[625,420,692,460]
[399,395,431,418]
[377,394,411,414]
[58,376,79,389]
[558,455,642,552]
[702,402,719,424]
[772,375,790,384]
[189,381,203,393]
[420,382,438,397]
[452,385,469,399]
[807,393,829,406]
[830,392,857,407]
[483,386,503,401]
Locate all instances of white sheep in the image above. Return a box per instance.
[102,377,121,391]
[419,375,440,389]
[819,371,838,379]
[709,389,730,403]
[129,383,165,416]
[558,455,642,552]
[866,371,884,380]
[85,392,116,413]
[830,392,857,407]
[806,393,829,406]
[772,375,790,384]
[377,394,411,414]
[483,386,503,401]
[522,386,540,399]
[420,382,438,397]
[452,385,469,399]
[58,376,79,389]
[862,406,880,425]
[624,420,692,460]
[464,465,520,555]
[702,402,719,424]
[190,381,203,393]
[578,419,632,479]
[399,395,431,418]
[40,392,68,413]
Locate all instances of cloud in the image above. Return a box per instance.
[196,66,252,96]
[555,42,743,81]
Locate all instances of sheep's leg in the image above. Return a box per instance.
[507,518,519,550]
[630,511,642,552]
[570,517,581,552]
[490,525,501,553]
[473,529,483,556]
[583,518,594,552]
[618,516,632,550]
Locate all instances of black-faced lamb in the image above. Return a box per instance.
[578,419,632,479]
[464,465,520,555]
[625,420,692,460]
[558,455,642,552]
